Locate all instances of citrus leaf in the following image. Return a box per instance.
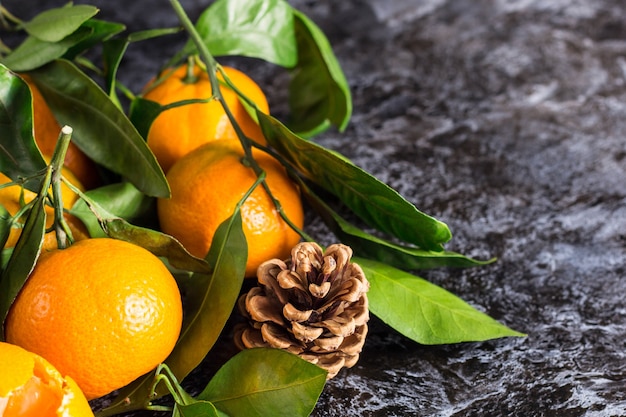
[25,59,170,198]
[0,65,46,186]
[0,249,12,272]
[105,219,211,274]
[358,257,526,344]
[70,182,153,238]
[0,193,46,340]
[174,401,221,417]
[0,205,10,250]
[64,18,126,60]
[102,37,129,105]
[128,97,164,138]
[258,112,451,251]
[188,0,297,67]
[129,96,211,140]
[301,181,493,269]
[198,348,327,417]
[101,212,247,415]
[167,212,247,377]
[1,27,92,72]
[21,5,99,43]
[288,10,352,136]
[102,27,181,103]
[68,186,209,273]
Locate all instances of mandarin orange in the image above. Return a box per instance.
[157,139,303,277]
[21,74,100,189]
[5,238,183,400]
[143,63,269,172]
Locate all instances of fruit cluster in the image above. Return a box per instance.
[0,0,523,416]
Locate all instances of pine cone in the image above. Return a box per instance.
[234,242,370,379]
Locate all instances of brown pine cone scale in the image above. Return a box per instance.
[234,242,370,379]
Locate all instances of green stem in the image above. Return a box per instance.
[0,38,11,56]
[154,363,195,406]
[182,55,198,84]
[168,0,308,242]
[49,125,73,249]
[115,81,137,102]
[168,0,258,170]
[149,374,180,406]
[0,5,22,29]
[246,141,315,241]
[267,186,315,242]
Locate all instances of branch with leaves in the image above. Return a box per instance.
[0,0,525,415]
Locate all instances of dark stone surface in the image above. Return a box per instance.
[4,0,626,415]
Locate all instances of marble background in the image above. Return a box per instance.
[4,1,626,416]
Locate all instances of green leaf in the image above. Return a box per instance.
[69,182,153,238]
[189,0,297,67]
[301,182,493,269]
[0,248,12,272]
[22,5,99,43]
[25,60,170,197]
[0,192,46,339]
[1,27,92,72]
[129,96,211,140]
[100,213,247,416]
[102,37,129,104]
[359,257,526,344]
[105,219,211,274]
[167,212,247,376]
[199,348,327,417]
[128,97,164,138]
[0,205,10,250]
[258,112,451,251]
[174,401,221,417]
[102,28,181,103]
[0,65,46,185]
[288,10,352,136]
[68,186,209,273]
[64,18,126,61]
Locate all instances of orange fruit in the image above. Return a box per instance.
[157,139,304,277]
[0,341,94,417]
[21,74,100,190]
[5,238,183,400]
[143,63,270,172]
[0,171,89,250]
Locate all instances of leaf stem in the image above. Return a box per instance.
[167,0,258,170]
[154,363,196,406]
[0,38,11,56]
[168,0,307,243]
[49,126,73,249]
[245,140,315,241]
[0,5,22,29]
[182,55,198,84]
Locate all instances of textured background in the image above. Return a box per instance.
[4,1,626,416]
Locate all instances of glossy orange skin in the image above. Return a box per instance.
[5,238,183,400]
[157,139,303,277]
[143,64,270,173]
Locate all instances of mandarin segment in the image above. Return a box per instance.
[0,342,94,417]
[157,139,304,277]
[143,64,269,172]
[4,238,183,400]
